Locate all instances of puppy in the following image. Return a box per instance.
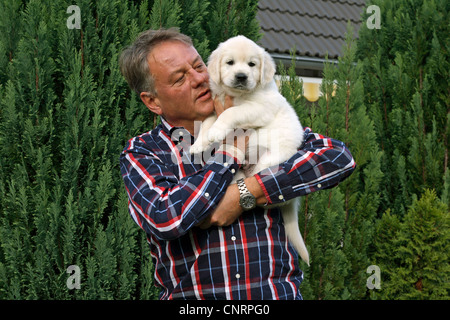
[191,35,309,266]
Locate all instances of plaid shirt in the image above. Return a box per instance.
[119,117,355,300]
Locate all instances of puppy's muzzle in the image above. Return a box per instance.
[234,73,248,88]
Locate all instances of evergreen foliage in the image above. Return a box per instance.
[279,23,382,300]
[372,190,449,299]
[356,0,449,299]
[357,0,449,214]
[0,0,448,300]
[278,0,449,299]
[0,0,260,299]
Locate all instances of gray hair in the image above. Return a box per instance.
[119,28,193,95]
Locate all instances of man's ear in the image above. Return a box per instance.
[140,92,163,115]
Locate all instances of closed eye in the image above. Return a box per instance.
[195,62,205,70]
[175,74,185,84]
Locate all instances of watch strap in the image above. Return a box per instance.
[236,178,256,210]
[237,178,249,195]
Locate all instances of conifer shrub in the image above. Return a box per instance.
[0,0,260,300]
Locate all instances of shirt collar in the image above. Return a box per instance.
[160,117,193,144]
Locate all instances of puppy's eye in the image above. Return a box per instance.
[248,62,256,67]
[226,60,234,66]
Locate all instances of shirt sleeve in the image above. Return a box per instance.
[119,138,243,241]
[254,127,356,205]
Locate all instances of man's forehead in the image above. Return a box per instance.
[147,41,199,69]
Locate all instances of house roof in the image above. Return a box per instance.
[256,0,366,61]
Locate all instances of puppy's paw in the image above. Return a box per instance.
[207,126,228,143]
[190,140,208,154]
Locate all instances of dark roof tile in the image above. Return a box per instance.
[257,0,366,59]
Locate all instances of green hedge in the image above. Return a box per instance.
[0,0,448,300]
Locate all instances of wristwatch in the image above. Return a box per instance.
[236,178,256,211]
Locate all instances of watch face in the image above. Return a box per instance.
[240,194,256,210]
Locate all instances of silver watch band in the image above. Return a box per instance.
[237,178,249,195]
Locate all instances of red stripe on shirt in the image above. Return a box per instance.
[238,218,252,299]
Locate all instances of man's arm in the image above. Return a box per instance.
[195,175,265,229]
[120,139,244,241]
[254,128,356,205]
[205,128,356,227]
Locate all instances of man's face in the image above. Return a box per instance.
[142,41,213,132]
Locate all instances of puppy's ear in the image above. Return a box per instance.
[207,47,222,86]
[260,50,276,86]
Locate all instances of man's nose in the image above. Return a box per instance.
[190,69,208,88]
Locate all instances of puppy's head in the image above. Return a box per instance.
[208,35,276,95]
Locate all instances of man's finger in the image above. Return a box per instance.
[213,96,225,116]
[223,95,234,110]
[196,217,212,230]
[214,95,234,117]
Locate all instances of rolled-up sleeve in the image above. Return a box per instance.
[254,128,356,205]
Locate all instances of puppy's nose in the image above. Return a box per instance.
[235,73,248,82]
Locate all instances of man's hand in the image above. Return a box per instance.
[213,95,249,156]
[196,177,268,230]
[197,184,242,229]
[213,95,234,117]
[196,95,267,229]
[207,95,237,143]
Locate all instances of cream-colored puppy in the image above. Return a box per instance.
[191,36,309,265]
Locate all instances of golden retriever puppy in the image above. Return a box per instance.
[191,35,309,265]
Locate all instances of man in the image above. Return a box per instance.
[119,28,356,300]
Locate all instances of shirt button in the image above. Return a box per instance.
[231,168,236,174]
[224,162,228,167]
[278,195,284,200]
[317,184,322,188]
[235,273,240,279]
[231,236,236,241]
[205,192,210,198]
